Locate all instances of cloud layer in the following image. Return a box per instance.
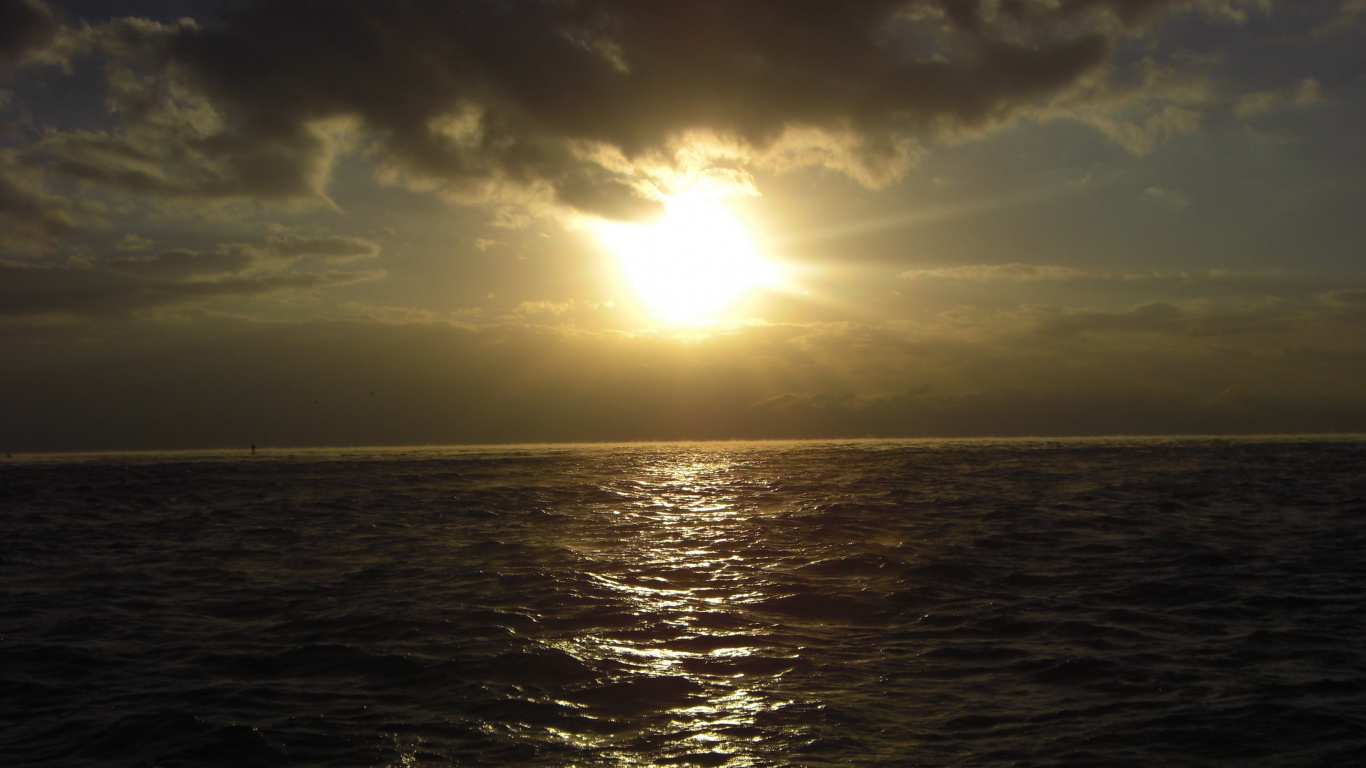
[0,0,59,67]
[0,234,380,318]
[11,0,1264,220]
[5,294,1365,450]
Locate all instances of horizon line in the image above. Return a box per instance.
[6,432,1365,462]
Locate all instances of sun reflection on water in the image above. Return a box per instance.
[536,453,801,766]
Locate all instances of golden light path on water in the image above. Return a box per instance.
[541,454,802,767]
[10,442,1366,766]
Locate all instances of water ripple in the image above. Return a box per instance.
[2,438,1365,766]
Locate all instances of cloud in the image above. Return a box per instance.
[1323,288,1366,307]
[515,300,575,317]
[1235,78,1325,116]
[23,15,351,207]
[1025,298,1320,338]
[1321,289,1366,322]
[1033,300,1189,336]
[900,263,1091,281]
[0,0,59,67]
[0,163,81,253]
[115,234,155,251]
[1315,0,1366,37]
[201,234,381,275]
[0,249,378,318]
[11,1,1254,221]
[5,298,1365,450]
[1143,185,1189,207]
[1189,0,1271,23]
[100,248,257,279]
[1024,52,1222,155]
[263,234,380,261]
[1093,104,1203,154]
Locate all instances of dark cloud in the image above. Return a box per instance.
[0,167,80,252]
[901,263,1091,281]
[1035,300,1190,336]
[1054,0,1173,24]
[1028,299,1318,339]
[0,221,380,317]
[21,0,1226,219]
[4,308,1365,451]
[0,0,59,67]
[0,251,376,317]
[1324,288,1366,307]
[265,234,380,261]
[101,247,254,278]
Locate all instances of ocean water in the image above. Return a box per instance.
[2,438,1365,767]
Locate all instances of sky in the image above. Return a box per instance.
[1,0,1364,451]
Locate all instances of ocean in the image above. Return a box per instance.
[2,438,1365,767]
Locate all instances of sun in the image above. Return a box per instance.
[594,193,779,320]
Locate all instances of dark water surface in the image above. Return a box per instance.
[3,438,1366,767]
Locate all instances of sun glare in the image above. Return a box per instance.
[595,193,779,320]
